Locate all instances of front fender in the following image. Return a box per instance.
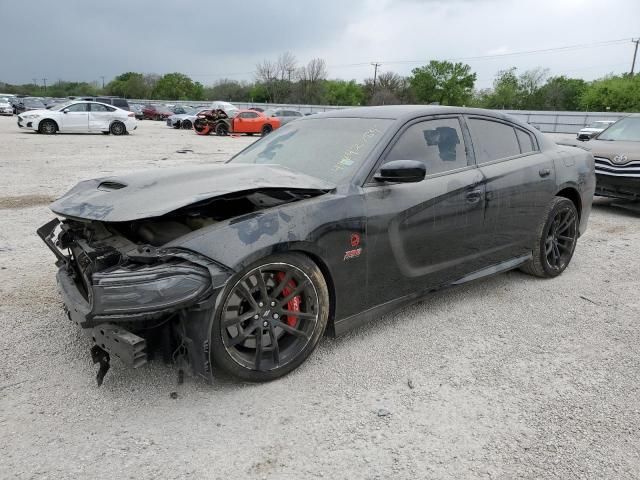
[172,189,369,322]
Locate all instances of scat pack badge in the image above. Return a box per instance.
[344,232,362,261]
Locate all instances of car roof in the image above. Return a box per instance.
[310,105,516,120]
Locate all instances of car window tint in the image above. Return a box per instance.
[516,128,535,153]
[468,118,520,162]
[241,112,258,118]
[112,100,127,109]
[66,103,89,112]
[384,118,469,175]
[90,103,109,112]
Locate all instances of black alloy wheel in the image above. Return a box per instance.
[261,124,273,136]
[212,254,329,382]
[181,119,193,130]
[521,197,578,278]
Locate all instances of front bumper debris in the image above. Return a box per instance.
[38,217,232,384]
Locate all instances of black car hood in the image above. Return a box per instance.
[50,163,335,222]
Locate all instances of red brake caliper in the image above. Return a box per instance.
[275,272,300,327]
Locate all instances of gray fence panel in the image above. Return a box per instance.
[128,99,629,134]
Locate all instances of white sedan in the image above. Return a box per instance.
[17,101,137,135]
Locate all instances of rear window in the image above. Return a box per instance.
[112,99,129,109]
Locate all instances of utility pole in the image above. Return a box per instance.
[42,78,47,93]
[100,76,105,89]
[631,38,639,75]
[32,78,38,86]
[371,62,382,96]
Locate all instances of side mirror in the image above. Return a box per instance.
[62,109,69,114]
[374,160,426,183]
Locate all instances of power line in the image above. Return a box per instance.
[184,36,637,80]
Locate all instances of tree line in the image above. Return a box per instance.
[2,53,639,112]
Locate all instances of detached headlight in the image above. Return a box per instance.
[91,260,211,315]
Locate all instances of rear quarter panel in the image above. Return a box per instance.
[552,145,595,236]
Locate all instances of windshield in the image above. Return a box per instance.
[24,98,45,107]
[230,117,393,184]
[597,116,640,142]
[587,121,612,129]
[52,102,75,111]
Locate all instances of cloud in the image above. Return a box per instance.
[1,0,638,88]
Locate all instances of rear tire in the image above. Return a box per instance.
[110,121,126,136]
[261,124,273,136]
[211,253,329,382]
[520,197,578,278]
[38,119,57,135]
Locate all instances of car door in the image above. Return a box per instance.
[466,116,556,263]
[364,116,487,305]
[60,102,89,131]
[88,103,115,131]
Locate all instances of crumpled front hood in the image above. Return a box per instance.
[50,163,334,222]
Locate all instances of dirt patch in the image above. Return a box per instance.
[0,194,55,209]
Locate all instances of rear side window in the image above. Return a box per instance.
[467,118,520,163]
[516,128,536,153]
[90,103,109,112]
[384,117,470,175]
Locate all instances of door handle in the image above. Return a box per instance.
[539,168,551,178]
[466,189,482,203]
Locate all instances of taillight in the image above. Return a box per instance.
[128,112,135,117]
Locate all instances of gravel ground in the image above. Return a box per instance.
[1,117,639,479]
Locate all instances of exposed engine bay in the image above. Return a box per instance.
[107,188,326,246]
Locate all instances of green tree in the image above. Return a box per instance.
[409,60,476,105]
[481,67,520,109]
[579,74,640,112]
[151,73,204,100]
[536,76,586,110]
[324,80,364,105]
[106,72,148,99]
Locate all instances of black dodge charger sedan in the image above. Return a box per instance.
[39,106,595,384]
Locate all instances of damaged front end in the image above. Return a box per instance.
[37,217,230,385]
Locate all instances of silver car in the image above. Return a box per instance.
[577,120,617,140]
[265,108,304,126]
[0,97,13,115]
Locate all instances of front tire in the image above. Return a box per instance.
[39,119,57,135]
[520,197,579,278]
[261,124,273,136]
[211,253,329,382]
[110,121,126,136]
[181,119,193,130]
[215,122,229,136]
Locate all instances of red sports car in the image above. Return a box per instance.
[195,109,281,136]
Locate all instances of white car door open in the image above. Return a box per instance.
[61,103,89,131]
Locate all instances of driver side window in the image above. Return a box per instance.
[384,118,469,175]
[66,103,89,112]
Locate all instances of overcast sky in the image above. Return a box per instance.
[1,0,639,89]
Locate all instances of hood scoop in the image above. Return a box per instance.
[50,163,334,222]
[97,181,127,191]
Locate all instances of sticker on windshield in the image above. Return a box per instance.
[333,127,382,172]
